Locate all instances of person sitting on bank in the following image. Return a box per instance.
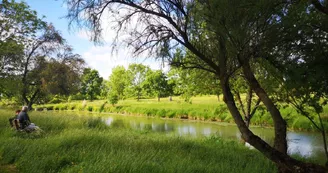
[9,110,21,127]
[17,106,31,129]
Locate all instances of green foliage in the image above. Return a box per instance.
[108,66,129,100]
[87,106,93,112]
[81,68,103,101]
[168,67,220,98]
[143,70,172,101]
[70,93,84,100]
[40,54,84,97]
[63,0,328,168]
[125,64,150,100]
[292,117,316,131]
[108,93,119,106]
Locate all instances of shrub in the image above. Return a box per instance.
[156,109,167,118]
[108,93,119,106]
[59,104,68,110]
[46,105,54,110]
[87,106,93,112]
[68,104,76,110]
[166,110,176,118]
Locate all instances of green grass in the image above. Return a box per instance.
[34,95,328,132]
[0,109,277,173]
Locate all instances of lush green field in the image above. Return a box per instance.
[33,95,328,132]
[0,110,277,173]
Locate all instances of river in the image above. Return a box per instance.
[102,114,325,161]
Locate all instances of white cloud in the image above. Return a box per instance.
[82,44,168,79]
[77,5,171,78]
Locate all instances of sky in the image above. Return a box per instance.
[21,0,166,78]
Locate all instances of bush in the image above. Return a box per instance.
[156,109,167,118]
[68,104,76,110]
[108,93,119,106]
[87,106,93,112]
[46,105,54,110]
[166,110,176,118]
[59,104,68,110]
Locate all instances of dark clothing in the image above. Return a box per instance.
[17,111,30,129]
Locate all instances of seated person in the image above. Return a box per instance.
[9,110,21,127]
[17,106,31,129]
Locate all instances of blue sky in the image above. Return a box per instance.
[21,0,165,78]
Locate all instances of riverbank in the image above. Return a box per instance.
[0,110,277,173]
[33,96,328,132]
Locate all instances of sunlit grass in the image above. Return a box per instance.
[0,110,276,173]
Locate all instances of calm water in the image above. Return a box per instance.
[103,114,325,160]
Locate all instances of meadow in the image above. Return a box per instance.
[33,95,328,132]
[0,109,277,173]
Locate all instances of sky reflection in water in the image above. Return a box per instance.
[104,115,325,160]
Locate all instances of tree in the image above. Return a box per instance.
[81,68,103,101]
[143,70,171,101]
[1,0,65,109]
[40,46,85,97]
[99,80,110,99]
[168,66,221,102]
[65,0,327,171]
[108,66,128,100]
[126,64,150,101]
[0,0,42,72]
[108,92,119,106]
[21,24,65,109]
[230,74,261,128]
[263,2,328,165]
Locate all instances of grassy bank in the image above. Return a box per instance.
[0,110,276,173]
[34,95,328,132]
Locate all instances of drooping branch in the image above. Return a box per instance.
[66,0,220,74]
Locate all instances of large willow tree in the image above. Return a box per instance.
[64,0,328,172]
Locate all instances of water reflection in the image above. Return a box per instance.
[103,115,325,160]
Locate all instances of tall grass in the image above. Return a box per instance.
[0,110,276,173]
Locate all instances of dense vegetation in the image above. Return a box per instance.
[1,0,328,172]
[29,96,328,132]
[0,110,277,173]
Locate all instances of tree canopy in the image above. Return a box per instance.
[64,0,328,171]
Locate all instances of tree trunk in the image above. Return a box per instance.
[244,118,250,127]
[219,78,327,172]
[242,62,287,154]
[27,88,40,110]
[246,88,252,118]
[318,113,328,166]
[137,91,140,101]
